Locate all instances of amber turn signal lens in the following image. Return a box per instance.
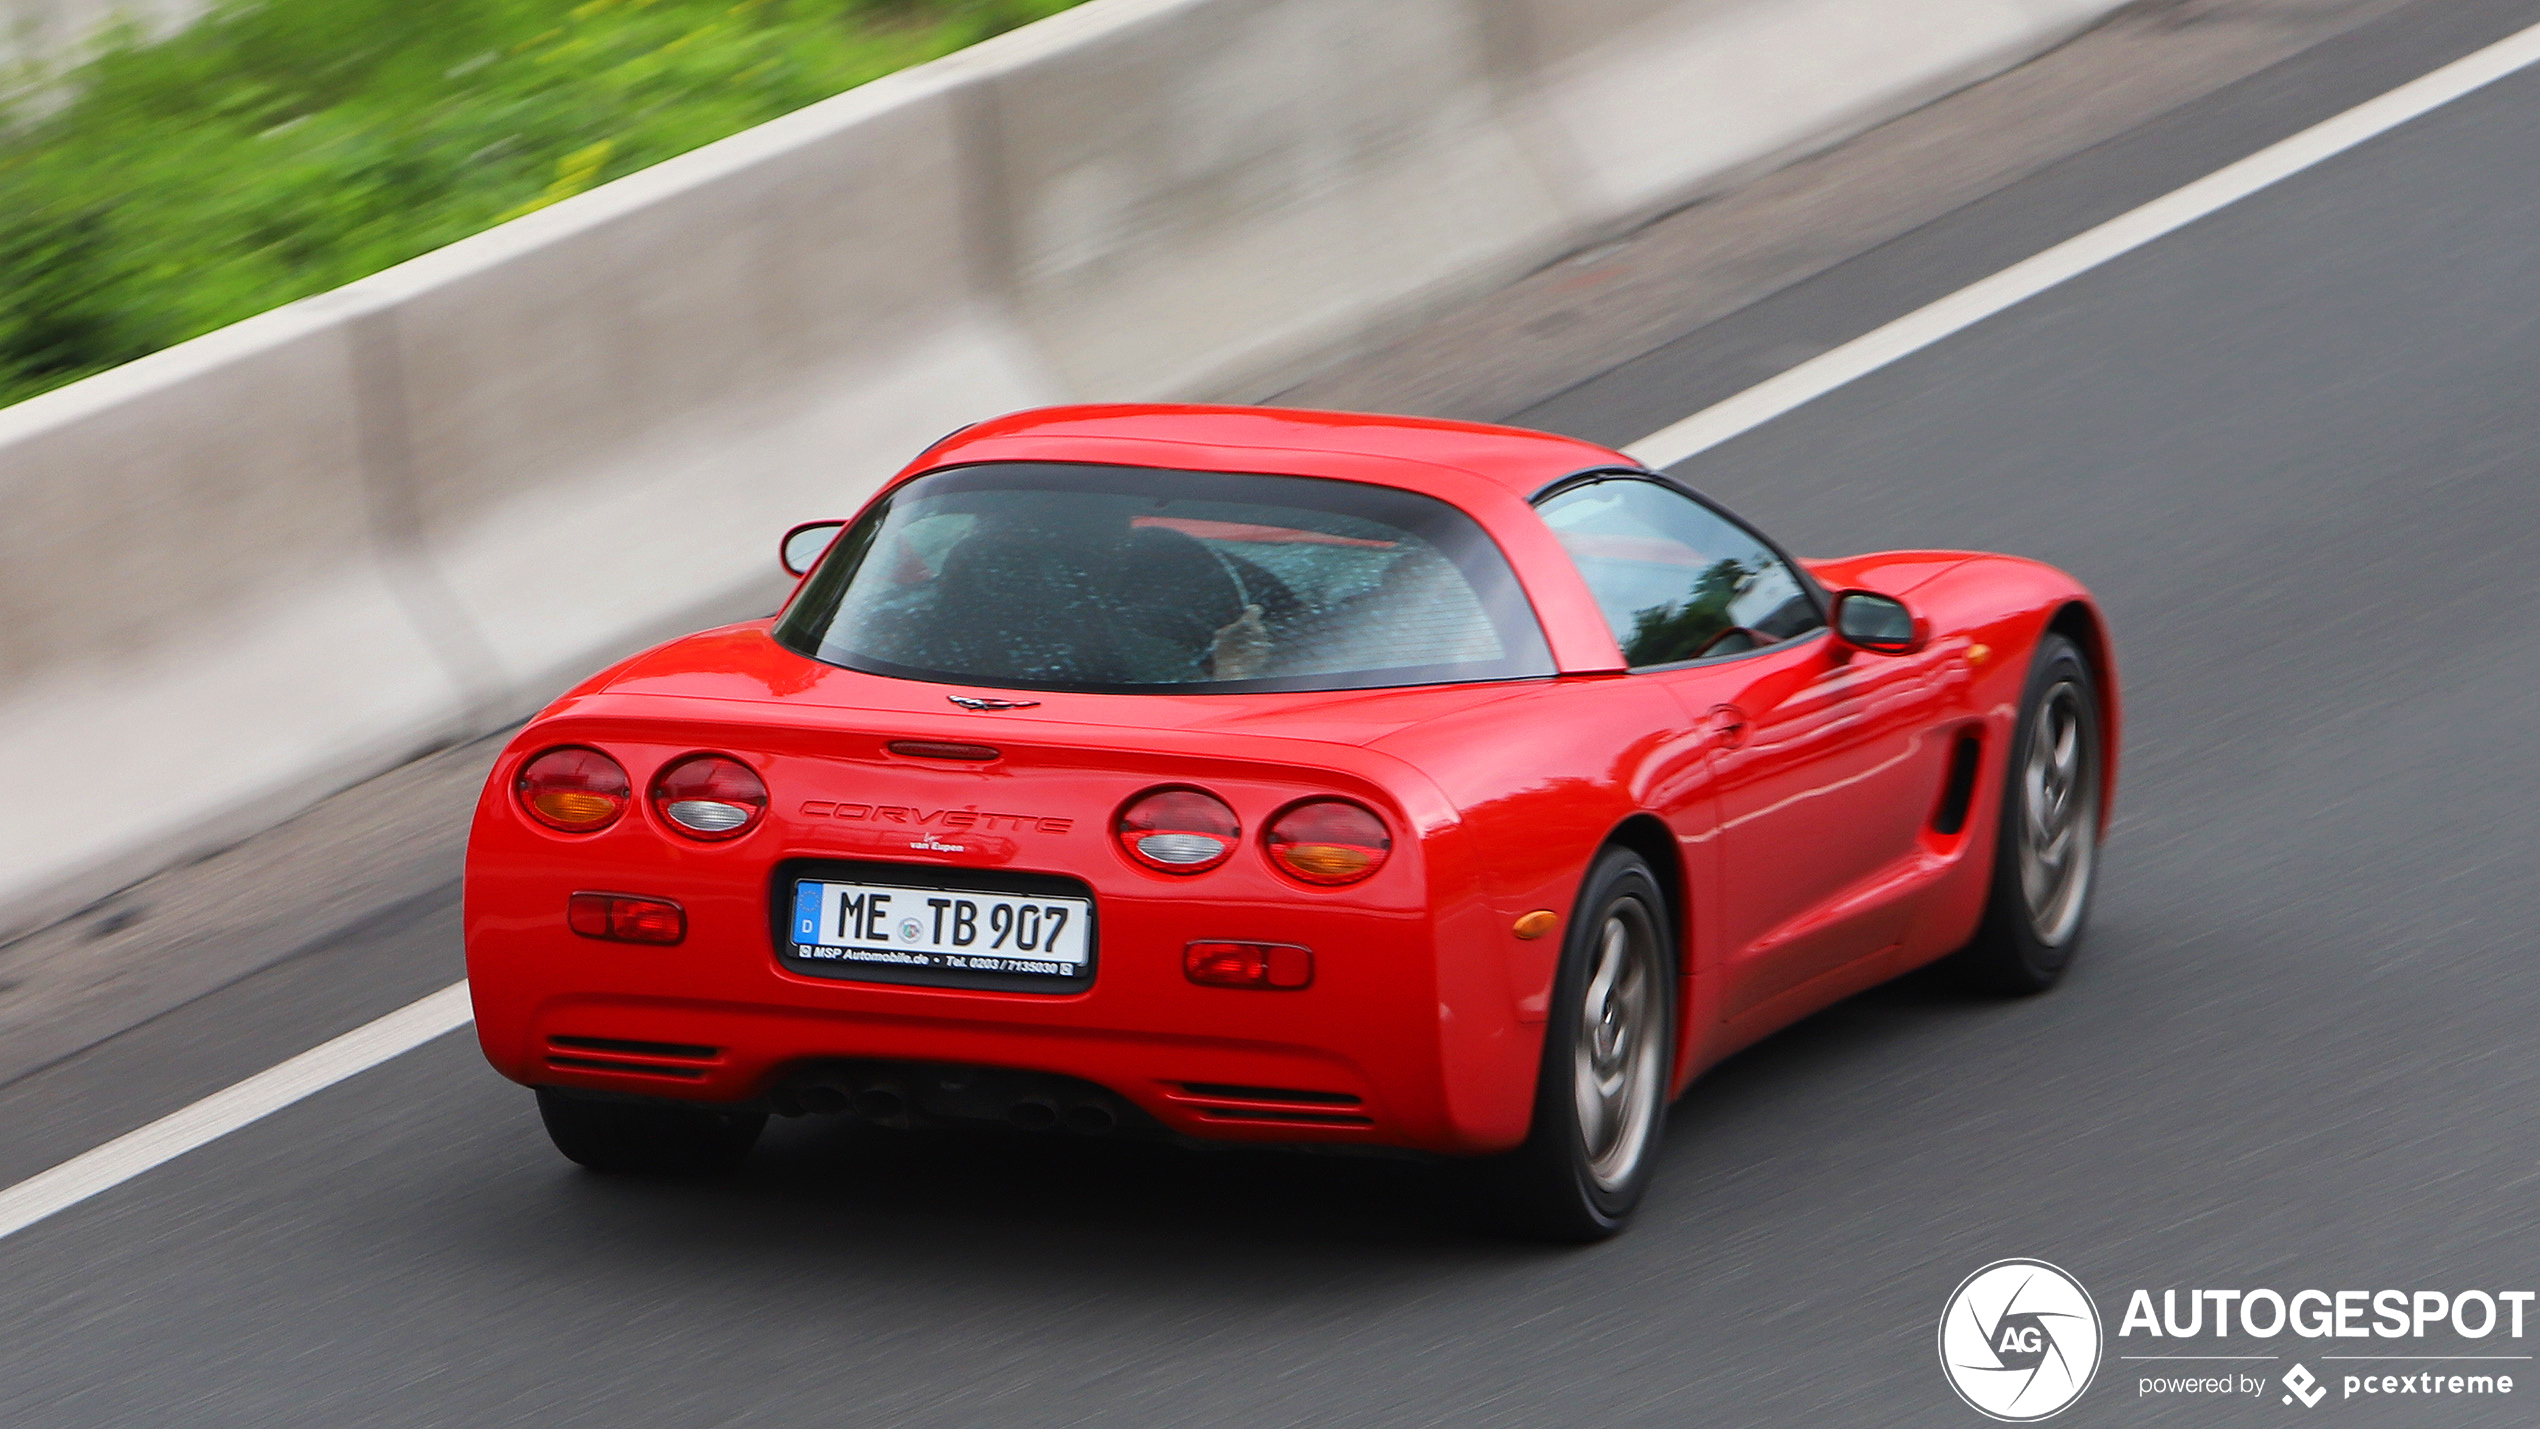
[650,754,769,841]
[1264,800,1390,885]
[567,892,685,945]
[1117,788,1240,873]
[517,747,631,833]
[1185,941,1312,990]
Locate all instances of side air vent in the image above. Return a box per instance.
[1933,730,1984,836]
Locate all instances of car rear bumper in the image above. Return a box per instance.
[467,885,1538,1155]
[484,987,1415,1144]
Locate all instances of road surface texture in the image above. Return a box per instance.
[5,0,2540,1423]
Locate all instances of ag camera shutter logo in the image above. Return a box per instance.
[1940,1259,2104,1420]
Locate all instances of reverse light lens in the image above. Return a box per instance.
[567,892,685,945]
[650,754,769,841]
[1116,788,1240,873]
[516,747,631,833]
[1265,800,1391,885]
[1185,941,1313,990]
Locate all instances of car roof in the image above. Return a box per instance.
[908,404,1641,500]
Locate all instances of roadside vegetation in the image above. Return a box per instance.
[0,0,1085,410]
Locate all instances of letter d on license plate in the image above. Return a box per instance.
[790,878,1092,980]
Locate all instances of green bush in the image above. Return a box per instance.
[0,0,1086,410]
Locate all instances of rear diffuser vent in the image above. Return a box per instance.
[1194,1106,1375,1127]
[1171,1082,1372,1128]
[1177,1082,1361,1107]
[544,1034,722,1081]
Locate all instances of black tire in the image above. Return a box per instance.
[1486,848,1677,1242]
[1951,633,2104,994]
[536,1087,765,1176]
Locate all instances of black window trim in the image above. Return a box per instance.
[1528,466,1832,673]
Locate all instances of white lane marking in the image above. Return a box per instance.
[0,981,472,1244]
[1623,18,2540,470]
[7,10,2540,1253]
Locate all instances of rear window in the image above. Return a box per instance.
[774,462,1554,694]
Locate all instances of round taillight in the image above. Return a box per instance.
[1116,788,1240,873]
[650,754,769,841]
[1265,800,1391,885]
[516,747,631,833]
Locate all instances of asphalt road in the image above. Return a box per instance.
[7,1,2540,1424]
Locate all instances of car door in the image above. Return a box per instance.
[1535,477,1951,1023]
[1697,617,1959,1019]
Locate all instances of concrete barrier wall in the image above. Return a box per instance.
[378,68,1065,703]
[0,0,2123,938]
[1516,0,2123,215]
[2,0,203,76]
[981,0,1585,402]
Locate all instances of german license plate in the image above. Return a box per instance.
[788,879,1092,980]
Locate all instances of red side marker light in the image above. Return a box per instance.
[1117,788,1240,873]
[517,747,631,833]
[651,754,768,840]
[1185,941,1312,990]
[567,892,685,945]
[1265,800,1391,885]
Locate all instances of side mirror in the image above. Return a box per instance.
[1831,589,1923,654]
[780,520,845,577]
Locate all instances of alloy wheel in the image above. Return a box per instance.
[2015,678,2099,948]
[1573,898,1665,1191]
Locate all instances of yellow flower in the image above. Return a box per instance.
[494,139,619,223]
[552,139,617,195]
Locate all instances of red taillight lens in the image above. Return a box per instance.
[1185,941,1313,990]
[1116,788,1240,873]
[516,747,631,833]
[567,892,685,945]
[1265,800,1391,885]
[650,754,769,840]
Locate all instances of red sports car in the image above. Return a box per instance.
[465,404,2116,1239]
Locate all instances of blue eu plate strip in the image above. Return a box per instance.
[791,881,822,945]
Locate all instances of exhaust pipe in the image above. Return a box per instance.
[854,1086,909,1123]
[1063,1102,1117,1135]
[1008,1099,1059,1132]
[799,1085,848,1115]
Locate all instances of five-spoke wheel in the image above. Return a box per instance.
[1490,848,1675,1241]
[1955,632,2104,992]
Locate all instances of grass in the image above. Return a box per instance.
[0,0,1088,411]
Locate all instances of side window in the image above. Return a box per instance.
[1536,478,1823,667]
